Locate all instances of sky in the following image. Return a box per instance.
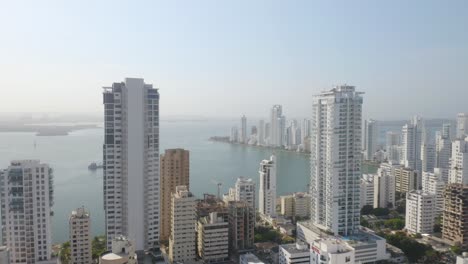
[0,0,467,120]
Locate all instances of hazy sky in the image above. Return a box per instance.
[1,0,467,120]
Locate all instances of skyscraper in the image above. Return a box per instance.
[69,207,92,264]
[421,142,435,173]
[258,120,265,146]
[240,115,247,144]
[386,131,401,163]
[436,131,452,182]
[309,85,363,236]
[270,105,283,147]
[401,116,424,173]
[259,155,277,217]
[234,177,256,211]
[160,149,190,242]
[0,160,54,264]
[457,113,468,139]
[363,119,378,161]
[169,186,196,264]
[103,78,160,250]
[449,138,468,184]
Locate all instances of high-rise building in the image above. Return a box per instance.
[258,120,265,146]
[228,201,255,253]
[422,169,446,215]
[169,186,196,263]
[0,160,54,264]
[160,149,190,242]
[264,122,271,144]
[69,207,92,264]
[436,132,452,182]
[363,119,378,161]
[240,115,247,144]
[280,192,311,220]
[279,243,310,264]
[442,184,468,248]
[270,105,284,147]
[405,190,436,234]
[230,126,239,142]
[401,116,424,173]
[360,174,375,208]
[234,177,256,211]
[103,78,160,250]
[421,142,436,173]
[374,162,399,208]
[386,131,400,149]
[99,236,137,264]
[259,155,277,217]
[301,119,311,142]
[457,113,468,139]
[442,122,453,140]
[449,138,468,184]
[309,85,362,236]
[394,167,419,193]
[197,212,229,263]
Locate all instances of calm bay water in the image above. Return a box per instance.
[0,120,309,243]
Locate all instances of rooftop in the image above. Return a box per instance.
[280,243,309,254]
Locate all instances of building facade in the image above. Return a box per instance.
[279,243,310,264]
[457,113,468,139]
[401,116,424,173]
[259,155,277,217]
[449,138,468,184]
[422,169,446,215]
[169,186,196,263]
[240,115,247,144]
[69,207,92,264]
[405,190,436,234]
[270,105,284,147]
[103,78,160,250]
[363,119,378,161]
[197,212,229,263]
[360,174,374,208]
[309,85,363,236]
[0,160,54,264]
[394,167,419,193]
[160,148,190,242]
[235,177,256,211]
[442,184,468,248]
[228,201,255,253]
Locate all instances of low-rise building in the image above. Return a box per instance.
[239,253,265,264]
[280,192,311,220]
[99,236,137,264]
[279,243,310,264]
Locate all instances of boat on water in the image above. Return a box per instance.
[88,162,104,171]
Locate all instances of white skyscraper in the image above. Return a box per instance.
[421,142,435,173]
[386,131,401,163]
[258,120,265,146]
[405,190,436,234]
[422,169,446,215]
[103,78,160,250]
[364,119,378,161]
[449,138,468,184]
[373,162,399,208]
[259,155,277,217]
[401,116,424,173]
[436,132,452,182]
[0,160,54,264]
[301,119,311,141]
[270,105,284,147]
[310,85,362,236]
[240,115,247,144]
[234,177,256,211]
[69,207,92,264]
[360,174,375,207]
[457,113,468,139]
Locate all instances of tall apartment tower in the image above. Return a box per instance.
[197,212,229,263]
[401,116,424,173]
[442,184,468,248]
[240,115,247,144]
[259,155,277,217]
[309,85,363,236]
[301,119,311,141]
[228,201,255,253]
[457,113,468,139]
[449,138,468,184]
[405,190,436,234]
[386,131,401,163]
[270,105,283,147]
[103,78,160,250]
[160,149,190,242]
[234,177,256,211]
[436,132,452,182]
[169,186,196,264]
[69,207,92,264]
[364,119,378,161]
[422,169,446,215]
[258,120,265,146]
[421,142,436,173]
[0,160,54,264]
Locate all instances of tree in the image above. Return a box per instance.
[92,236,107,260]
[361,205,374,215]
[384,232,436,263]
[384,218,405,230]
[451,245,462,255]
[59,242,71,264]
[372,207,390,216]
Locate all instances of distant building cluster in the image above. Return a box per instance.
[229,106,312,152]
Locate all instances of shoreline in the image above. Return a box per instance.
[208,137,311,155]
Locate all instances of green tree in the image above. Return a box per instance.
[372,207,390,216]
[59,241,71,264]
[384,232,436,263]
[92,236,107,260]
[384,218,405,230]
[361,205,374,215]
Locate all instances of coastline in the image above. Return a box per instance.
[208,137,311,155]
